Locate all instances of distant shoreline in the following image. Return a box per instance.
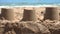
[0,5,60,8]
[0,3,60,6]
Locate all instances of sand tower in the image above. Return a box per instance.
[44,7,59,20]
[1,8,15,21]
[22,8,37,21]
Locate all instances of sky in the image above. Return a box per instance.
[0,0,60,5]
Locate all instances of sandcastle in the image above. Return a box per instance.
[21,9,37,21]
[0,7,59,34]
[44,7,59,20]
[1,8,15,21]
